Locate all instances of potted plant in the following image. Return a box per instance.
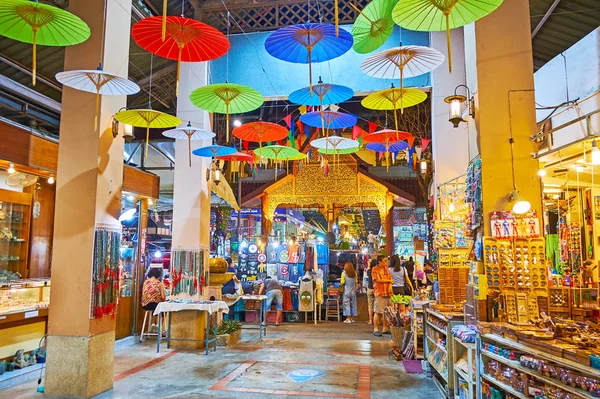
[214,319,242,347]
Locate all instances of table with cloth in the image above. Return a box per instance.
[153,300,229,354]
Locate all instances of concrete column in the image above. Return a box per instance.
[44,0,132,397]
[464,0,542,235]
[172,61,212,253]
[431,29,469,198]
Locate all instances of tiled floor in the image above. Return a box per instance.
[1,310,438,398]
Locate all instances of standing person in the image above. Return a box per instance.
[221,257,240,295]
[367,231,377,252]
[405,256,415,287]
[341,262,358,323]
[371,255,393,337]
[365,259,376,325]
[389,255,414,312]
[258,276,283,326]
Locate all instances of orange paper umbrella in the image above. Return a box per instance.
[132,16,230,96]
[232,122,288,149]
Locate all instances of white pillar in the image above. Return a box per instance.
[431,29,469,198]
[172,62,212,253]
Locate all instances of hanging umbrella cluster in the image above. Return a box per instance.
[162,122,216,167]
[190,83,264,142]
[132,16,230,96]
[265,23,353,94]
[0,0,91,86]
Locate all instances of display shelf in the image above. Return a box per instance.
[426,320,447,335]
[481,333,598,376]
[452,335,476,399]
[426,335,447,354]
[454,364,469,381]
[427,352,448,383]
[454,338,475,351]
[432,372,448,398]
[481,350,595,399]
[481,373,528,399]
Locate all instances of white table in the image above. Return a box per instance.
[153,301,229,354]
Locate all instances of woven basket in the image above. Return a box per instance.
[390,325,407,348]
[244,300,262,310]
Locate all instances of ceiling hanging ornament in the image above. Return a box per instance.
[0,0,91,86]
[361,85,426,136]
[56,63,140,132]
[253,145,302,181]
[392,0,504,72]
[132,16,230,96]
[350,0,396,54]
[190,83,264,143]
[360,45,445,91]
[162,122,216,167]
[300,111,357,138]
[233,121,289,150]
[264,23,353,95]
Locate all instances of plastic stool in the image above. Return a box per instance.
[139,310,158,342]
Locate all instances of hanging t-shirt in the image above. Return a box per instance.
[316,242,329,265]
[277,263,290,282]
[299,278,314,312]
[288,243,300,263]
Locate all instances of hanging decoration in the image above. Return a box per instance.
[361,85,427,134]
[91,225,121,319]
[114,109,181,160]
[391,0,504,73]
[366,141,409,171]
[162,122,216,167]
[189,83,263,142]
[233,121,288,150]
[350,0,396,54]
[132,16,230,96]
[56,63,140,132]
[0,0,91,86]
[300,111,358,138]
[253,145,302,180]
[170,250,205,298]
[264,23,353,94]
[192,144,237,159]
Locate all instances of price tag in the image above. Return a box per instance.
[24,310,39,319]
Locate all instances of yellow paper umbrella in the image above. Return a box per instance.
[114,109,181,160]
[361,86,427,134]
[392,0,504,72]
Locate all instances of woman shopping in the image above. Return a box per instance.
[341,262,358,323]
[389,255,414,312]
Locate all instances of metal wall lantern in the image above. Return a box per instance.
[444,85,475,128]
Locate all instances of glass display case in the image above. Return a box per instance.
[0,278,50,317]
[0,190,32,280]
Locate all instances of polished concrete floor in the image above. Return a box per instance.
[2,302,438,399]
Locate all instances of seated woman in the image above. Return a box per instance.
[141,267,166,336]
[221,257,240,296]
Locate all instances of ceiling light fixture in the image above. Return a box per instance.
[537,169,546,177]
[507,136,531,215]
[591,140,600,165]
[47,175,55,184]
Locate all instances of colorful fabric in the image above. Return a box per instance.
[142,278,163,307]
[372,265,393,297]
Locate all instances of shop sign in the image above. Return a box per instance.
[490,210,540,239]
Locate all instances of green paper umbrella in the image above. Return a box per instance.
[190,83,264,142]
[253,145,301,180]
[350,0,396,54]
[392,0,504,72]
[0,0,91,86]
[318,147,359,155]
[114,109,181,160]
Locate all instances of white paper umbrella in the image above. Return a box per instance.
[310,135,359,150]
[162,122,216,167]
[56,63,140,131]
[360,45,444,90]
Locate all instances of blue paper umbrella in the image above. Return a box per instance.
[300,111,358,131]
[192,145,237,158]
[265,23,353,94]
[366,141,408,153]
[289,77,354,107]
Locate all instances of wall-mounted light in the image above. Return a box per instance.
[444,85,475,128]
[47,175,55,184]
[206,160,222,185]
[420,160,428,172]
[7,164,15,174]
[507,190,531,214]
[537,169,546,177]
[123,124,134,142]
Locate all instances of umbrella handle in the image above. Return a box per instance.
[188,136,192,167]
[445,13,452,73]
[393,101,400,137]
[176,45,183,97]
[32,28,38,86]
[145,127,150,161]
[162,0,168,41]
[349,3,373,24]
[226,103,230,143]
[335,0,339,37]
[95,90,100,133]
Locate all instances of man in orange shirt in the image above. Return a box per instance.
[371,255,393,337]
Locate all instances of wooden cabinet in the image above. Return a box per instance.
[0,189,32,279]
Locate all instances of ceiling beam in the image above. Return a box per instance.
[0,55,62,92]
[532,0,561,38]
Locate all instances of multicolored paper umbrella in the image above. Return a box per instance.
[392,0,504,72]
[300,111,358,136]
[190,83,264,142]
[361,86,427,134]
[254,145,302,180]
[56,63,140,132]
[114,109,181,160]
[232,121,288,150]
[367,141,409,171]
[350,0,396,54]
[192,144,237,158]
[132,16,230,95]
[264,23,353,94]
[360,46,445,90]
[0,0,91,86]
[162,122,216,167]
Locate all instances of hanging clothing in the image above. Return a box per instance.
[288,243,300,263]
[282,287,293,311]
[315,277,324,305]
[299,278,314,312]
[341,272,357,317]
[316,242,329,265]
[305,246,315,272]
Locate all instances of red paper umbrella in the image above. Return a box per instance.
[363,129,413,143]
[232,122,289,149]
[215,151,255,163]
[132,16,230,95]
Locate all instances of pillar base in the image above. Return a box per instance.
[44,331,115,398]
[170,311,208,350]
